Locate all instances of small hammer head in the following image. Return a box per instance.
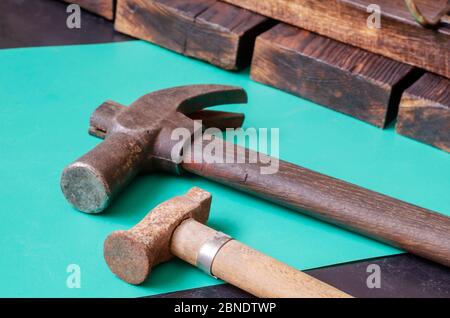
[104,187,211,285]
[61,85,246,214]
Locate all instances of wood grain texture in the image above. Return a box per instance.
[182,137,450,267]
[252,24,422,127]
[115,0,273,70]
[222,0,450,78]
[397,73,450,152]
[172,219,352,298]
[63,0,115,20]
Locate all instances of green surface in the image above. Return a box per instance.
[0,41,448,297]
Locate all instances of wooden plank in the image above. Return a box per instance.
[63,0,115,20]
[115,0,273,70]
[222,0,450,78]
[397,73,450,152]
[251,24,422,128]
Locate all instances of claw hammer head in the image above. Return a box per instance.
[60,85,247,214]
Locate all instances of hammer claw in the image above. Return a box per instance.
[177,85,247,114]
[136,84,247,114]
[189,110,245,130]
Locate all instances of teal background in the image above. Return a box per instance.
[0,41,448,297]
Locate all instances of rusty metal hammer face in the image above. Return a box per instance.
[104,187,212,285]
[61,85,247,214]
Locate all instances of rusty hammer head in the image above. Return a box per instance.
[104,187,211,285]
[61,85,246,214]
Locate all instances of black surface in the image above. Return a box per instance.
[153,284,254,299]
[153,255,450,298]
[2,0,450,299]
[0,0,130,49]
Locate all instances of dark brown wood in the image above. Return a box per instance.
[251,23,422,128]
[397,73,450,152]
[114,0,273,70]
[222,0,450,79]
[182,137,450,267]
[63,0,115,20]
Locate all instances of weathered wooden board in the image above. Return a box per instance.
[63,0,115,20]
[115,0,273,70]
[222,0,450,79]
[251,24,422,128]
[397,73,450,152]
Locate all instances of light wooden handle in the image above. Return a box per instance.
[171,219,352,298]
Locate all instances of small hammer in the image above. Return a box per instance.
[62,85,450,267]
[104,187,351,298]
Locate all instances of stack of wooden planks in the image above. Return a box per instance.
[250,23,423,128]
[222,0,449,78]
[60,0,450,152]
[222,0,449,152]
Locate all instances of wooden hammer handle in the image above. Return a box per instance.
[182,138,450,267]
[172,219,351,298]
